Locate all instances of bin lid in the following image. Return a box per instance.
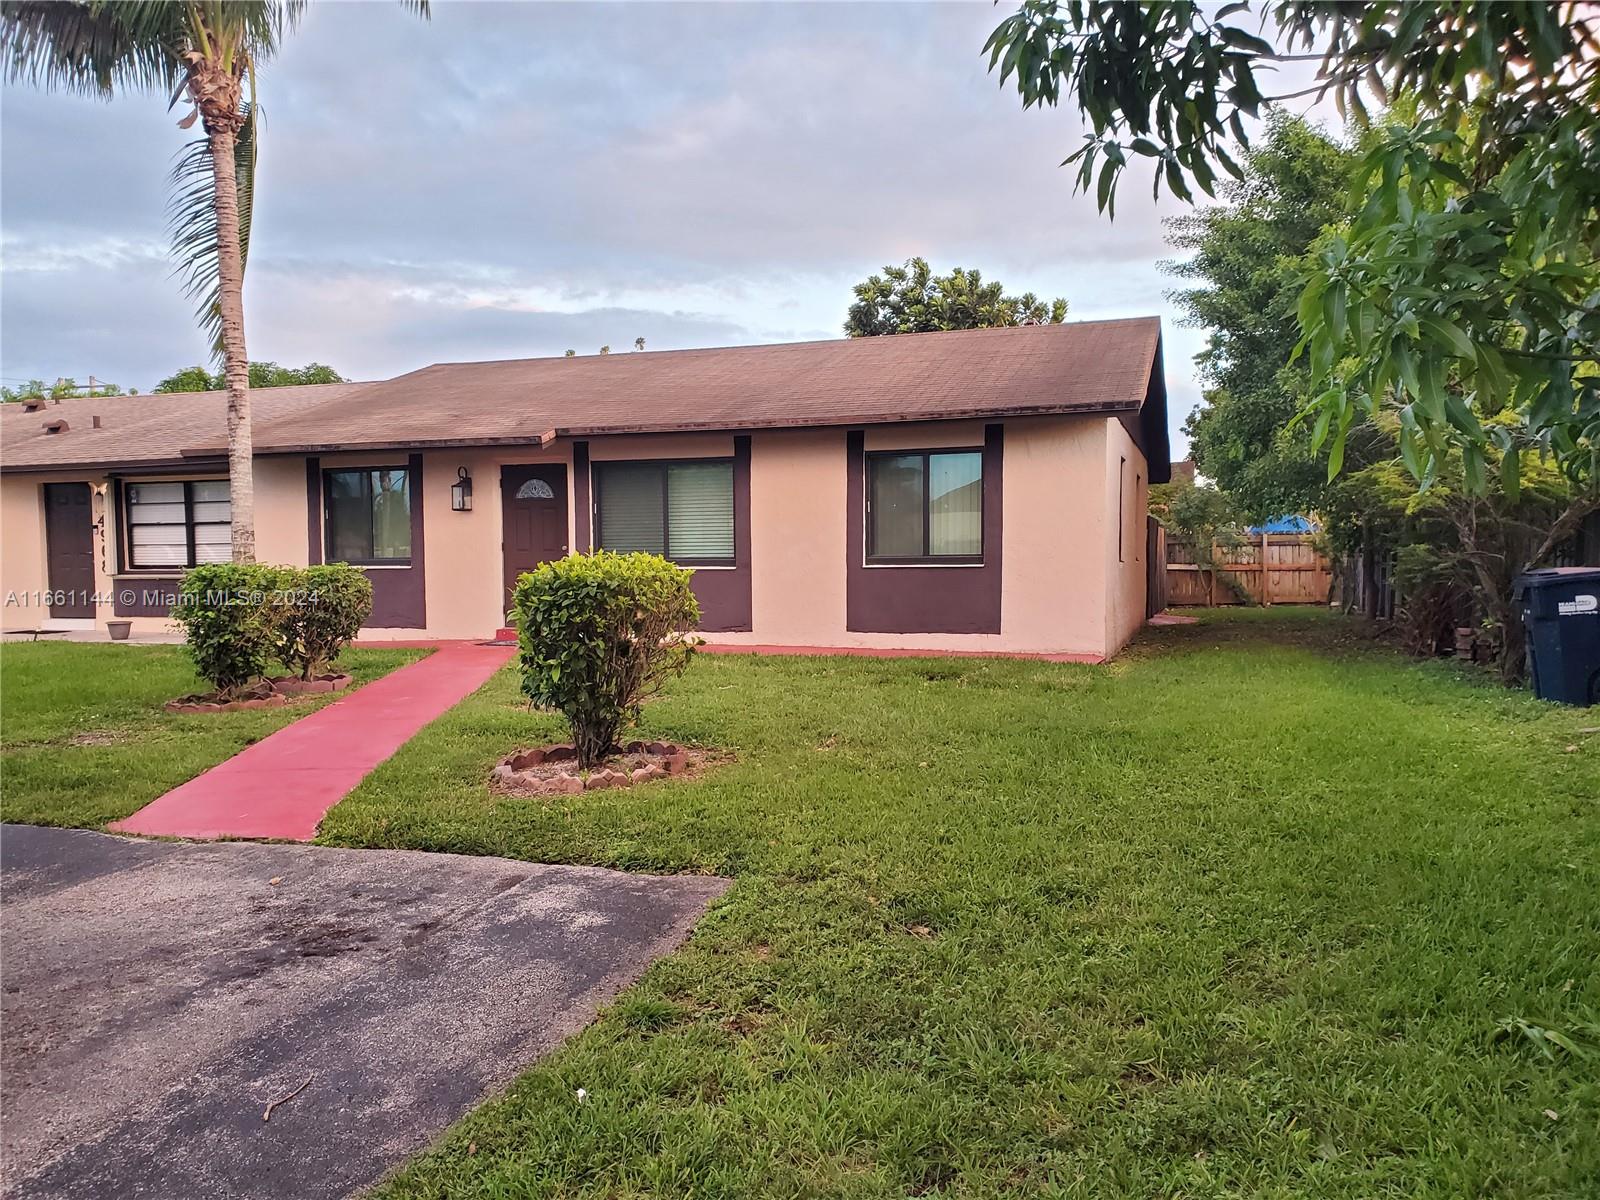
[1514,566,1600,599]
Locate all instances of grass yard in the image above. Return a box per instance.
[0,642,422,828]
[317,610,1600,1199]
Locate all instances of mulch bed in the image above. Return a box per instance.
[164,672,353,714]
[490,739,711,797]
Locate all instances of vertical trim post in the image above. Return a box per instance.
[572,440,591,552]
[305,456,322,564]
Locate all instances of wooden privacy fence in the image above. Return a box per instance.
[1166,532,1333,606]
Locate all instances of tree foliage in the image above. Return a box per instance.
[1321,416,1581,679]
[1149,476,1254,604]
[1166,113,1357,520]
[2,376,126,402]
[153,361,346,393]
[987,2,1599,499]
[845,257,1067,337]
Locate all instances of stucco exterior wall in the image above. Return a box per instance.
[2,470,192,636]
[707,415,1117,658]
[3,413,1146,657]
[2,473,57,628]
[414,445,572,640]
[252,456,313,568]
[1103,416,1151,656]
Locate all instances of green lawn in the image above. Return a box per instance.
[0,642,422,828]
[313,610,1600,1199]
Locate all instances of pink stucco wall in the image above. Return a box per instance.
[2,414,1151,656]
[2,470,200,637]
[705,414,1135,659]
[2,472,88,630]
[1103,416,1151,656]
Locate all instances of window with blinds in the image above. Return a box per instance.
[124,479,231,569]
[595,460,735,565]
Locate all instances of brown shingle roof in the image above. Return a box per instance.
[2,320,1168,474]
[251,318,1163,452]
[0,383,380,472]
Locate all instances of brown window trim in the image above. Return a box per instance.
[116,475,230,573]
[592,457,737,568]
[864,447,985,566]
[322,466,414,566]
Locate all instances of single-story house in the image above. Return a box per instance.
[0,319,1171,660]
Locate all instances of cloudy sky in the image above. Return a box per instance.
[2,1,1254,451]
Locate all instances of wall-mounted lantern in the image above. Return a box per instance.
[451,466,473,512]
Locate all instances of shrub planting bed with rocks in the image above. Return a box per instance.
[165,672,353,713]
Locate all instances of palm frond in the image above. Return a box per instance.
[167,101,256,360]
[188,1,305,66]
[0,0,185,97]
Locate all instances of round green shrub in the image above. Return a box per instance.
[275,563,374,680]
[170,563,290,697]
[512,551,700,768]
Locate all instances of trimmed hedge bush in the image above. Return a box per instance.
[276,563,372,680]
[171,562,373,696]
[169,563,288,697]
[512,551,700,768]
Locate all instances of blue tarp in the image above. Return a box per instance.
[1248,515,1317,535]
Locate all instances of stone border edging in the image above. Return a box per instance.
[164,672,354,714]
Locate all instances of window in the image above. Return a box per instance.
[324,468,412,564]
[594,460,735,565]
[1134,472,1142,562]
[1118,456,1127,562]
[866,449,982,562]
[124,479,230,569]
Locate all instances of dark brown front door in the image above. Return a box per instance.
[501,464,569,613]
[44,483,95,619]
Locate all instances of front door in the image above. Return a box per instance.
[44,482,95,619]
[501,464,569,614]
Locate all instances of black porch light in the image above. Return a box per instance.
[451,466,473,511]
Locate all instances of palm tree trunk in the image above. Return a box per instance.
[208,125,254,564]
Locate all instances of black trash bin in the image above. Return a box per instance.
[1515,567,1600,706]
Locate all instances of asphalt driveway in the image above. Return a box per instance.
[0,824,729,1199]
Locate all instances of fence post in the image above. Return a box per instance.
[1261,530,1271,606]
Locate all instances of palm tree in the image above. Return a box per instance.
[1,1,424,561]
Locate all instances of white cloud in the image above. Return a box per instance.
[2,1,1214,448]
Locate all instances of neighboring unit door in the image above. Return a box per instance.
[44,482,95,619]
[501,464,569,613]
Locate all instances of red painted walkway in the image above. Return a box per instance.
[111,644,514,842]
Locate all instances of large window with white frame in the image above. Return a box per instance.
[594,459,735,566]
[122,479,231,569]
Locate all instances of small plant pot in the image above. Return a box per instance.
[106,620,132,641]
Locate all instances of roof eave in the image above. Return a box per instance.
[0,455,229,476]
[245,401,1145,457]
